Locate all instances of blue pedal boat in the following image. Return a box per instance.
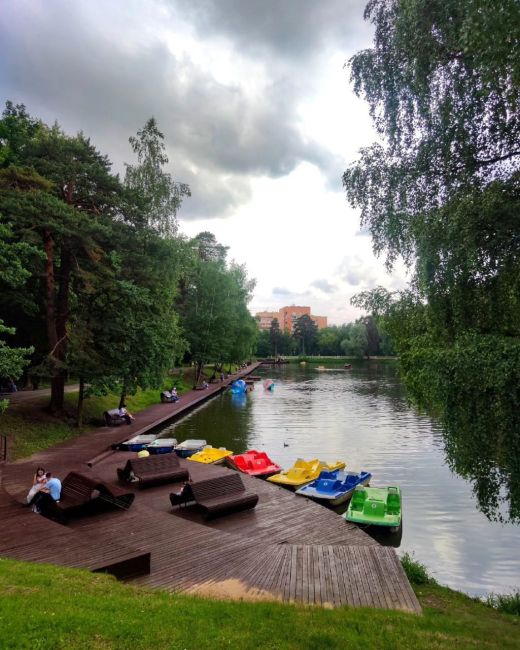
[174,439,207,458]
[147,438,178,454]
[295,469,372,506]
[119,434,158,452]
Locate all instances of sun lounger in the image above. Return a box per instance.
[117,454,189,488]
[169,473,258,519]
[39,471,135,524]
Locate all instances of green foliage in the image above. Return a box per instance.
[346,3,520,522]
[292,314,318,355]
[340,322,368,358]
[255,329,271,357]
[344,0,520,266]
[125,117,190,237]
[178,236,257,376]
[400,553,435,586]
[486,591,520,616]
[1,559,520,649]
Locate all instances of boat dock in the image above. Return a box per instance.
[0,364,420,613]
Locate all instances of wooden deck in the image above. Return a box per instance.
[0,364,420,613]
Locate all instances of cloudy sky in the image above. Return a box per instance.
[1,0,408,324]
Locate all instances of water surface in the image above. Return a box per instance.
[160,362,520,596]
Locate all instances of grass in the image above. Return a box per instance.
[0,559,518,650]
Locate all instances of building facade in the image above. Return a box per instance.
[255,306,327,333]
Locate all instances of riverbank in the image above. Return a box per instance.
[0,365,241,460]
[0,558,518,649]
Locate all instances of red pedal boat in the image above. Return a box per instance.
[227,450,282,479]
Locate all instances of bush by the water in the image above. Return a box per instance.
[400,552,435,585]
[486,591,520,616]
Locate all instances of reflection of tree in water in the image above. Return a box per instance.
[163,393,253,454]
[401,339,520,524]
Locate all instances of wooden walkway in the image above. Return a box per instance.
[0,365,420,613]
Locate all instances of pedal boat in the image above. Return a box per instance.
[296,469,372,506]
[118,434,158,452]
[267,458,346,490]
[188,446,233,464]
[174,439,207,458]
[227,450,283,479]
[146,438,178,454]
[344,486,402,531]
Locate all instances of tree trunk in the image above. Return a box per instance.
[44,231,65,414]
[195,362,204,386]
[119,387,127,410]
[77,376,85,428]
[46,246,72,414]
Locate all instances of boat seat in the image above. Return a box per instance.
[387,490,400,514]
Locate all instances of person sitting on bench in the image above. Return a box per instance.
[119,404,134,424]
[30,472,61,513]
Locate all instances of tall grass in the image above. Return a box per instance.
[486,591,520,616]
[400,552,435,585]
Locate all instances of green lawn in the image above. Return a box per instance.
[0,559,518,650]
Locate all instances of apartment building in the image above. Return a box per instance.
[255,306,327,333]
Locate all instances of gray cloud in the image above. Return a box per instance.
[311,279,337,294]
[177,0,370,61]
[0,0,370,219]
[337,256,378,287]
[272,286,293,296]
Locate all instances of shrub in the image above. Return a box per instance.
[400,552,434,585]
[486,591,520,616]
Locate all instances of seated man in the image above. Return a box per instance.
[30,472,62,513]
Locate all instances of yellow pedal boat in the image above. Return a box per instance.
[267,458,346,489]
[188,446,234,464]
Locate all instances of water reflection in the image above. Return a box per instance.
[159,363,520,595]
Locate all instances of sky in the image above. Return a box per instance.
[0,0,408,324]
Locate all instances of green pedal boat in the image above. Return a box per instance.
[344,486,402,531]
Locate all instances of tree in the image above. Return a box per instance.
[0,105,125,413]
[340,322,368,358]
[0,217,37,413]
[177,237,256,381]
[343,0,520,267]
[344,1,520,522]
[125,117,190,237]
[292,314,318,355]
[256,330,271,357]
[190,231,229,263]
[269,318,282,357]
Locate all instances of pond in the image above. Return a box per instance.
[158,362,520,597]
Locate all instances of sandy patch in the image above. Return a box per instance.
[186,578,282,603]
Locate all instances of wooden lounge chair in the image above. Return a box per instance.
[169,473,258,519]
[40,471,135,524]
[117,454,189,488]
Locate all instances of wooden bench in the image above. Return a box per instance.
[169,473,258,519]
[40,471,135,524]
[117,454,189,488]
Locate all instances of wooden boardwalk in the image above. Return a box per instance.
[0,365,420,613]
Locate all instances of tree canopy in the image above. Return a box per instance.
[0,103,257,421]
[345,1,520,522]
